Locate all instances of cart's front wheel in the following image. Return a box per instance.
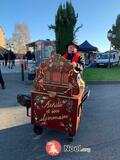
[33,124,43,135]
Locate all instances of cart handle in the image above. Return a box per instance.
[78,89,90,116]
[81,90,90,106]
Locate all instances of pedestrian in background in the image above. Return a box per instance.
[8,49,15,69]
[25,51,32,60]
[0,53,4,66]
[31,52,35,61]
[3,51,8,67]
[0,69,5,89]
[24,51,32,67]
[12,52,16,67]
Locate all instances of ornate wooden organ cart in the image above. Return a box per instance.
[17,54,90,141]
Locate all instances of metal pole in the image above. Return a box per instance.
[21,63,24,81]
[108,40,112,68]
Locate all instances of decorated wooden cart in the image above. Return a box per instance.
[17,54,90,141]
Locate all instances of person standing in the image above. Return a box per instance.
[31,52,35,61]
[0,53,4,66]
[25,51,32,60]
[3,51,8,67]
[0,68,5,89]
[25,51,32,67]
[12,52,16,67]
[8,49,15,69]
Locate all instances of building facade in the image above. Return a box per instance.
[0,26,5,48]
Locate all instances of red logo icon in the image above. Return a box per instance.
[46,140,62,156]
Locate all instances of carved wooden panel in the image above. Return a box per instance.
[34,54,83,96]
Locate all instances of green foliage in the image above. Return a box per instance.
[108,14,120,50]
[49,1,81,55]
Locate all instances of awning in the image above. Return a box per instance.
[79,40,98,52]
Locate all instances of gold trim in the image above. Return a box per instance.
[31,91,83,100]
[47,91,57,97]
[44,83,68,88]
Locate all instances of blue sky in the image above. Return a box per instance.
[0,0,120,51]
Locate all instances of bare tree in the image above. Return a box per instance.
[12,23,31,54]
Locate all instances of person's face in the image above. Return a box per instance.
[68,45,74,53]
[73,47,78,53]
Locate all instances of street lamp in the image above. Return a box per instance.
[107,31,116,68]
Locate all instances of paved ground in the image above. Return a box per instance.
[0,60,21,73]
[0,72,120,160]
[0,59,34,74]
[0,73,32,130]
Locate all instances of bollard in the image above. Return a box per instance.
[24,59,27,70]
[20,59,25,81]
[21,63,24,81]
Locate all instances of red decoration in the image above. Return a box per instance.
[31,54,85,137]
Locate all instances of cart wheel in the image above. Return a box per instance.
[68,133,74,142]
[33,125,43,135]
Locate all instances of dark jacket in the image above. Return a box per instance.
[25,51,32,60]
[4,52,8,60]
[8,50,16,60]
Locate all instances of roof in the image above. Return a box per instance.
[26,39,55,47]
[79,40,98,52]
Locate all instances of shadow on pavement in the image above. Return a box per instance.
[0,123,83,160]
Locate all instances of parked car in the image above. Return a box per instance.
[96,51,119,67]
